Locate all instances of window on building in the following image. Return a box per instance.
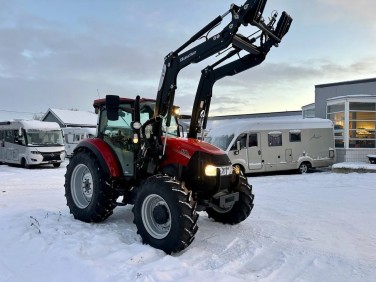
[348,102,376,148]
[327,102,345,148]
[268,132,282,146]
[303,109,315,118]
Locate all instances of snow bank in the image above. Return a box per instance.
[332,162,376,173]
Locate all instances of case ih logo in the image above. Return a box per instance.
[180,149,190,159]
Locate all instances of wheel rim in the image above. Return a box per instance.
[141,194,171,239]
[300,163,308,173]
[71,164,93,208]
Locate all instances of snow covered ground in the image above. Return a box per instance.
[1,161,376,282]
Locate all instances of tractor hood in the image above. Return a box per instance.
[162,137,226,167]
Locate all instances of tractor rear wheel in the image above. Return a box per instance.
[65,151,117,222]
[206,174,254,224]
[133,174,198,254]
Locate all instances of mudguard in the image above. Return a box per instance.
[74,138,122,178]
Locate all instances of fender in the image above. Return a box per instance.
[74,138,122,178]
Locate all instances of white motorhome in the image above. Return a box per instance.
[62,127,96,157]
[206,118,336,174]
[0,120,65,168]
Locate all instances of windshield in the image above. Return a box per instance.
[140,101,179,137]
[208,134,234,150]
[26,130,64,146]
[162,117,179,137]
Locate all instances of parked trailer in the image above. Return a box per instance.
[0,120,65,168]
[62,127,96,157]
[206,118,336,174]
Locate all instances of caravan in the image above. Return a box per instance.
[62,127,96,157]
[0,120,65,168]
[206,118,336,174]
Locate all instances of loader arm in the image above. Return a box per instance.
[187,21,286,139]
[154,0,292,128]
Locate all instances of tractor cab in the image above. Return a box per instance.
[93,96,180,177]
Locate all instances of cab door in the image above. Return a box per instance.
[247,133,263,170]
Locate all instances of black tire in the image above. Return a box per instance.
[206,174,254,224]
[133,174,198,254]
[21,158,30,169]
[64,151,117,223]
[298,162,310,174]
[53,163,61,168]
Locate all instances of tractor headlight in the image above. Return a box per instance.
[133,133,139,144]
[205,165,218,176]
[205,165,217,176]
[30,151,40,154]
[205,164,234,176]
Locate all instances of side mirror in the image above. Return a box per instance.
[106,95,120,121]
[236,140,241,151]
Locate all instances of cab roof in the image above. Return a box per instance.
[93,97,156,109]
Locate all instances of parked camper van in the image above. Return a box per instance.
[0,120,65,168]
[206,118,335,174]
[62,127,96,157]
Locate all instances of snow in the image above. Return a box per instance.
[333,162,376,171]
[1,120,61,131]
[1,162,376,282]
[47,108,97,127]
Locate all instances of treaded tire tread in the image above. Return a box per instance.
[132,174,198,254]
[64,151,117,223]
[206,174,254,224]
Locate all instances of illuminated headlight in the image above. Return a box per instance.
[133,133,139,144]
[205,165,233,176]
[205,165,218,176]
[30,151,40,155]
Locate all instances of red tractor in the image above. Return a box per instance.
[65,0,292,254]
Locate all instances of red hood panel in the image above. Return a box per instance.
[161,137,225,167]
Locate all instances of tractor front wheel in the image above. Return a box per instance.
[133,175,198,254]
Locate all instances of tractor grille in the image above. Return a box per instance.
[184,151,235,199]
[41,151,62,162]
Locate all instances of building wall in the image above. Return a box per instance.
[314,78,376,163]
[315,78,376,119]
[336,148,375,163]
[43,112,63,127]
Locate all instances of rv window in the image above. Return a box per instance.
[289,131,301,142]
[268,133,282,147]
[5,130,13,142]
[230,133,247,150]
[249,133,258,147]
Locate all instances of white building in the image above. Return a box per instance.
[42,108,97,128]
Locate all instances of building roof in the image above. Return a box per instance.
[207,110,302,121]
[315,77,376,88]
[42,108,97,127]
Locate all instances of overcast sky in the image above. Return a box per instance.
[1,0,376,121]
